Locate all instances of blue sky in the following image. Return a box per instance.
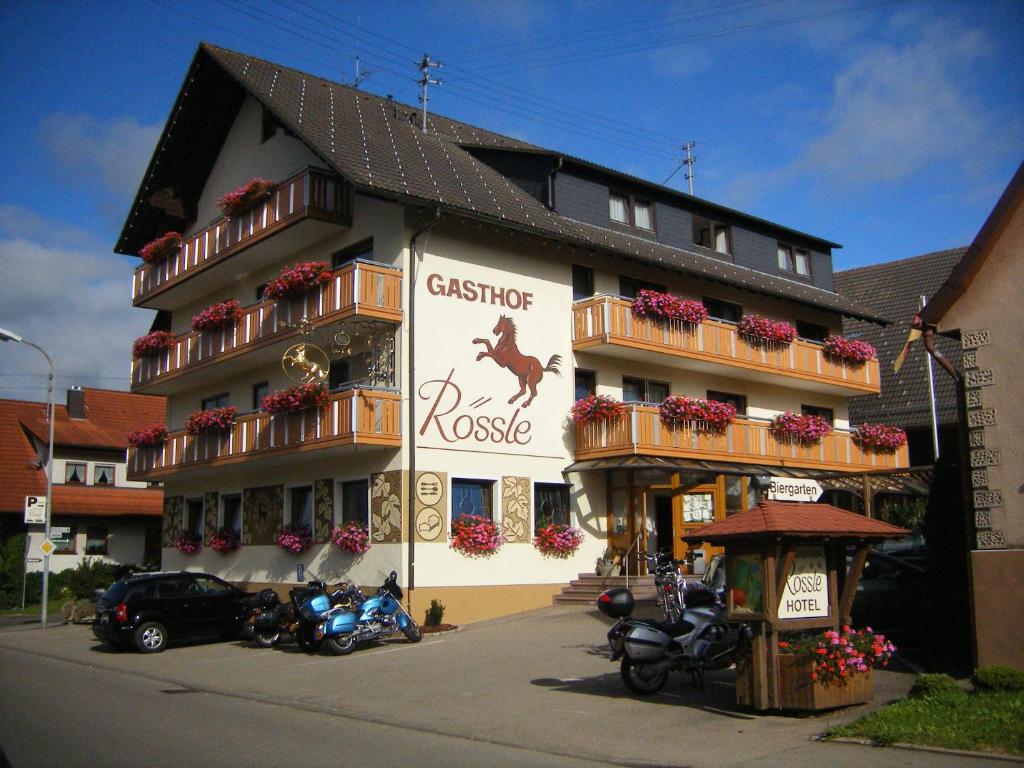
[0,0,1021,402]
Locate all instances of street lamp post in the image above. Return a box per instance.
[0,327,56,629]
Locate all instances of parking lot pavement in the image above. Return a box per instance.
[0,607,1009,768]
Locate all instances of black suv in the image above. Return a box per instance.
[92,571,250,653]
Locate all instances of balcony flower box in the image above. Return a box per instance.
[185,406,238,435]
[132,331,176,358]
[631,290,708,325]
[570,394,627,425]
[216,177,276,218]
[450,514,503,558]
[209,530,240,554]
[853,423,907,452]
[260,382,329,415]
[138,232,182,264]
[738,315,797,345]
[533,522,584,558]
[275,525,312,554]
[331,521,371,554]
[768,411,832,444]
[659,395,736,432]
[823,335,876,364]
[191,300,243,333]
[174,533,201,555]
[127,424,168,448]
[263,261,332,301]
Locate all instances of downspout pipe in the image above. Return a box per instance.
[915,314,961,382]
[546,156,563,211]
[406,205,442,604]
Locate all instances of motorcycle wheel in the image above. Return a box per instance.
[402,619,422,643]
[325,635,357,656]
[253,630,280,648]
[620,657,668,695]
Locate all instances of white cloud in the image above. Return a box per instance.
[0,213,153,402]
[37,113,160,200]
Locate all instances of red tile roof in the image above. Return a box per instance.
[18,389,165,449]
[52,485,162,518]
[0,400,46,513]
[681,501,909,544]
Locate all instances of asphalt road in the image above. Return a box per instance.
[0,607,1010,768]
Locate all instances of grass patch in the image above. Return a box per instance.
[0,598,65,618]
[825,688,1024,756]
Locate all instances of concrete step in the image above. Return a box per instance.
[552,572,659,606]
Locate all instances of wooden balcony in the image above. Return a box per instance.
[574,404,908,473]
[572,296,880,396]
[132,167,351,308]
[127,388,401,481]
[131,261,402,392]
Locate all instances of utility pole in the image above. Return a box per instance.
[418,54,443,134]
[682,141,697,196]
[922,294,941,459]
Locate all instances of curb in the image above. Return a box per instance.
[827,736,1024,763]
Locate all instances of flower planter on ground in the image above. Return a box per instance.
[735,655,874,711]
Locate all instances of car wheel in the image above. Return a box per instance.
[133,621,168,653]
[620,657,668,695]
[402,619,422,643]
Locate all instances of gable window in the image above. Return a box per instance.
[619,276,666,299]
[801,404,834,425]
[633,199,653,230]
[609,192,629,224]
[707,390,747,416]
[94,464,116,485]
[778,244,811,277]
[702,296,742,323]
[692,215,732,255]
[64,462,87,484]
[574,369,596,401]
[201,393,229,411]
[452,478,494,522]
[572,265,594,301]
[339,479,369,527]
[333,238,374,269]
[288,485,314,531]
[796,322,829,343]
[221,494,242,538]
[252,381,269,411]
[535,483,571,527]
[623,376,669,404]
[85,526,109,555]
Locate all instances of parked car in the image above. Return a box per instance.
[851,548,927,645]
[92,571,251,653]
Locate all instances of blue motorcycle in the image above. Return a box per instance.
[313,571,422,655]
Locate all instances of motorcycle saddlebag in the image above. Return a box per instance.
[624,623,670,662]
[253,607,282,632]
[326,611,358,635]
[597,587,634,618]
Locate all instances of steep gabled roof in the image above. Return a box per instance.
[835,249,965,427]
[116,43,886,323]
[18,389,166,450]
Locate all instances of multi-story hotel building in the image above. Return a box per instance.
[119,44,906,624]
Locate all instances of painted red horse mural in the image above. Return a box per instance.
[473,315,561,407]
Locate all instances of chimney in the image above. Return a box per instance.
[67,386,86,420]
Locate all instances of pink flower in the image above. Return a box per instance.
[139,232,182,264]
[261,383,330,415]
[632,290,708,325]
[191,300,243,333]
[216,178,276,217]
[132,331,177,358]
[738,315,797,344]
[658,395,736,432]
[263,261,332,300]
[185,406,238,435]
[450,514,503,557]
[768,412,832,444]
[533,523,584,558]
[823,335,876,363]
[275,525,312,554]
[853,423,907,452]
[127,424,168,448]
[570,395,627,425]
[174,533,201,554]
[331,522,371,554]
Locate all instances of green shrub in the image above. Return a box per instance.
[425,599,445,626]
[909,674,965,699]
[973,665,1024,692]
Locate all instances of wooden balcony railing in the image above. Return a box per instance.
[127,388,401,479]
[574,404,908,472]
[132,167,350,304]
[572,296,880,394]
[131,261,402,388]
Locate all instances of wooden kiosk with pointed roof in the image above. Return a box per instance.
[682,501,908,711]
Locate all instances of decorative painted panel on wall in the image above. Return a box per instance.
[413,471,446,544]
[203,492,219,545]
[502,476,531,542]
[314,478,334,543]
[162,495,183,547]
[243,484,284,545]
[370,471,403,543]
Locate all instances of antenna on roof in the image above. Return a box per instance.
[682,142,697,195]
[418,53,443,134]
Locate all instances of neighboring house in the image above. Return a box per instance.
[0,387,165,572]
[835,249,965,467]
[116,43,906,625]
[918,160,1024,669]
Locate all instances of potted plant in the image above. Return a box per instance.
[533,522,584,558]
[853,423,907,452]
[127,424,168,448]
[174,533,201,555]
[631,289,708,325]
[275,525,312,554]
[209,529,240,554]
[132,331,177,358]
[216,178,275,218]
[260,382,330,415]
[184,406,238,435]
[822,334,876,364]
[570,394,627,425]
[738,315,797,345]
[450,514,503,558]
[659,395,736,432]
[768,411,832,444]
[331,521,371,554]
[191,300,243,333]
[138,232,182,264]
[263,261,332,301]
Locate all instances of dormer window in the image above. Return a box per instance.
[778,244,811,277]
[634,199,653,230]
[609,192,629,224]
[609,192,655,231]
[693,215,732,255]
